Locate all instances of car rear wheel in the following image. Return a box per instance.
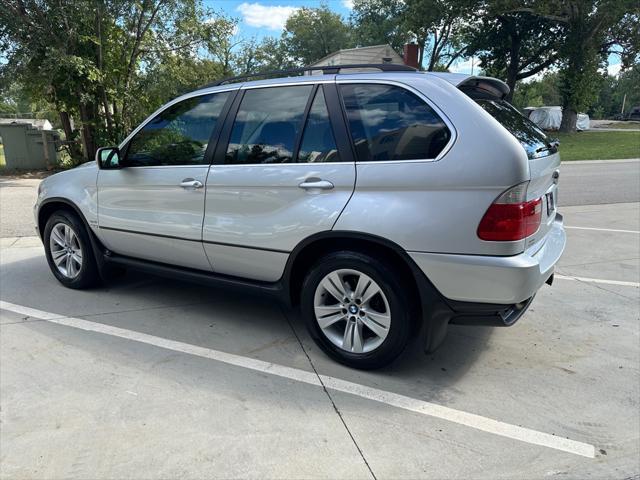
[301,251,413,369]
[44,211,100,289]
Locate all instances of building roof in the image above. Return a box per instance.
[310,44,404,67]
[0,118,53,130]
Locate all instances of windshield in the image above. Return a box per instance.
[476,99,555,159]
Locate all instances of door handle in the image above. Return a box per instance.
[180,179,203,189]
[298,179,334,190]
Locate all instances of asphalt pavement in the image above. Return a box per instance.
[559,160,640,206]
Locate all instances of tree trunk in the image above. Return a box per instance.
[101,90,114,133]
[58,111,83,163]
[78,100,98,163]
[59,111,74,142]
[427,32,438,71]
[505,34,520,103]
[559,107,577,133]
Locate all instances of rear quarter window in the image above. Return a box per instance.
[476,99,555,159]
[339,84,451,162]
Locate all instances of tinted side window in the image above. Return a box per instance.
[126,92,230,167]
[297,86,341,163]
[340,84,451,162]
[475,100,553,159]
[225,85,312,165]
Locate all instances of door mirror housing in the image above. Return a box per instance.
[96,146,122,169]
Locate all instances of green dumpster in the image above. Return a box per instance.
[0,122,59,169]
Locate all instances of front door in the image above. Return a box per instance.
[202,83,356,282]
[97,90,233,270]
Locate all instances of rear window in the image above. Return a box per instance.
[476,99,556,159]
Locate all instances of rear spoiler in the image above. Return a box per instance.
[457,76,510,101]
[426,73,510,101]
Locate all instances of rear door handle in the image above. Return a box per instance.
[180,178,203,189]
[298,179,334,190]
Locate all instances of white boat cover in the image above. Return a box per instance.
[528,106,590,131]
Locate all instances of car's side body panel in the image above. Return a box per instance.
[333,75,530,256]
[202,162,356,280]
[96,165,211,271]
[34,161,100,236]
[201,81,357,281]
[91,86,240,271]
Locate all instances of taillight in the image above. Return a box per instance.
[477,183,542,241]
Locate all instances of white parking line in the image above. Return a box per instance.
[565,226,640,234]
[0,300,596,458]
[555,274,639,287]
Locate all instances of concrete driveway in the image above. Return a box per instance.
[1,164,639,479]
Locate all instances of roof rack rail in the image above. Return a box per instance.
[207,63,418,87]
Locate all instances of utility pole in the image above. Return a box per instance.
[621,93,627,115]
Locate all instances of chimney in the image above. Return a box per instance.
[403,43,419,69]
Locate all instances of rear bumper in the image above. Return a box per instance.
[408,213,565,304]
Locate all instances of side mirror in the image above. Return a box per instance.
[96,146,122,169]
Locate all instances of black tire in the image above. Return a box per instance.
[43,210,100,289]
[301,251,414,369]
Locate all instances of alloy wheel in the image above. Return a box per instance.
[313,268,391,354]
[49,223,83,279]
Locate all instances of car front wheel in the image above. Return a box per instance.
[44,211,100,289]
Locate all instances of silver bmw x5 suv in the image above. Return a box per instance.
[34,64,565,369]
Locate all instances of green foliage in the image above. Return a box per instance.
[234,37,295,74]
[1,0,637,163]
[591,65,640,118]
[512,66,640,121]
[402,0,475,70]
[0,0,236,164]
[512,73,561,109]
[282,5,354,66]
[464,5,563,100]
[351,0,407,53]
[516,0,638,131]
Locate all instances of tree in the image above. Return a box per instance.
[511,72,561,108]
[0,0,234,163]
[513,0,638,132]
[402,0,475,70]
[592,65,640,118]
[282,5,354,66]
[351,0,407,53]
[465,9,563,102]
[614,65,640,117]
[232,37,294,75]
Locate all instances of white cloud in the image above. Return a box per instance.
[342,0,354,9]
[236,2,298,30]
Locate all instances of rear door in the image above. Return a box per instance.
[97,90,234,270]
[202,82,356,282]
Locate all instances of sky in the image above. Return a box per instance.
[203,0,623,76]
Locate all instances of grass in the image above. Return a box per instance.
[554,131,640,161]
